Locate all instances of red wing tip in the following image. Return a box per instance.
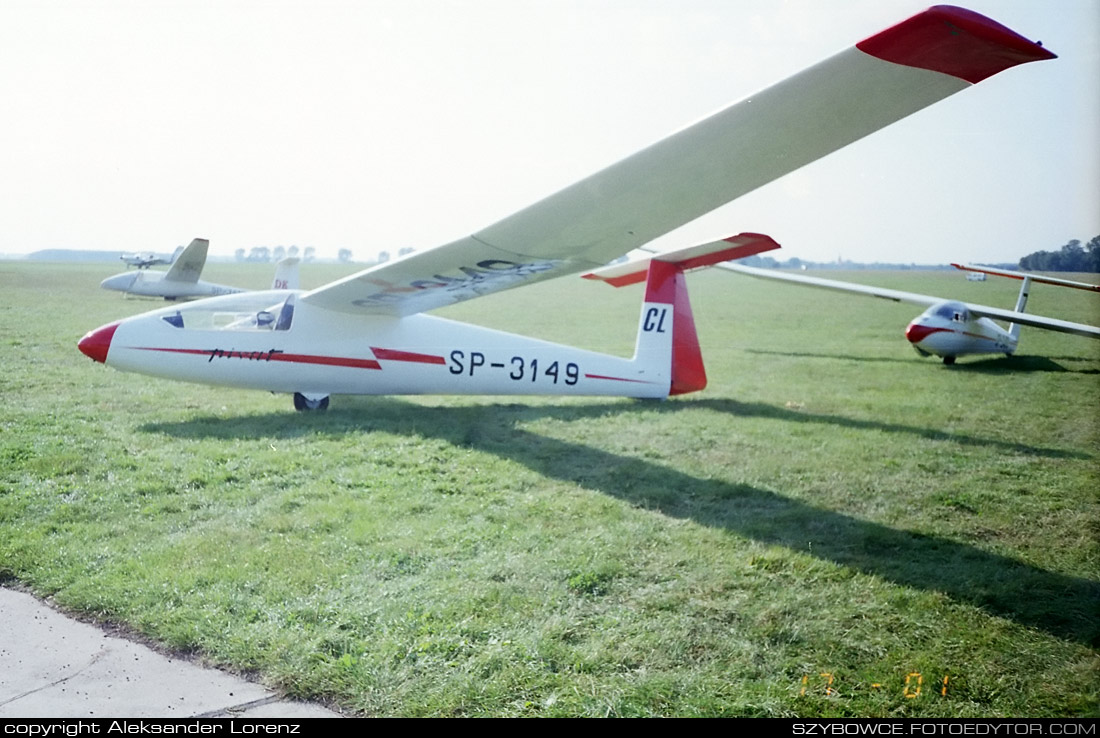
[857,5,1056,84]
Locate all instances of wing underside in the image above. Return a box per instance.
[301,7,1053,318]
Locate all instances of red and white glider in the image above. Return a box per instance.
[78,6,1056,408]
[690,262,1099,364]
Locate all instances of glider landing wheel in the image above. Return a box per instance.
[942,356,956,366]
[293,393,330,412]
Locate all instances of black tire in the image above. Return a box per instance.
[293,393,329,411]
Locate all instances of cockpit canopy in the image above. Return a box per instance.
[153,290,298,332]
[928,301,971,323]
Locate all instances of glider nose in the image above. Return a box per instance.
[78,322,120,364]
[101,272,138,291]
[905,322,944,344]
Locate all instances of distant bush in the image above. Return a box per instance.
[1018,235,1100,272]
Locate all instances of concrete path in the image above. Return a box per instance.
[0,588,342,718]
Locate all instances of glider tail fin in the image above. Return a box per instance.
[595,233,782,396]
[636,259,706,395]
[1008,275,1033,341]
[273,257,300,290]
[164,238,209,283]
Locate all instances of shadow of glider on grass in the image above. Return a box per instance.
[79,6,1056,410]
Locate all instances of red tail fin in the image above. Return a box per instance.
[644,260,706,395]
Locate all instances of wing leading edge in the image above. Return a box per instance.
[301,6,1054,318]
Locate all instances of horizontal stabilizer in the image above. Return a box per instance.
[582,233,781,287]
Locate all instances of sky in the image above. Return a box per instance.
[1,0,1097,265]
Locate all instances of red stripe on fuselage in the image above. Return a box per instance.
[274,353,382,370]
[584,373,656,384]
[131,346,383,370]
[370,347,447,365]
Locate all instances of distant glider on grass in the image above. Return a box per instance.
[79,6,1056,409]
[702,262,1099,364]
[101,238,299,300]
[119,246,182,269]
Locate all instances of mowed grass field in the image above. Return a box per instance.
[1,259,1097,717]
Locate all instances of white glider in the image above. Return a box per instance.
[78,6,1056,408]
[119,246,182,269]
[701,262,1099,364]
[101,238,300,299]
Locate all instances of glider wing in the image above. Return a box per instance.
[301,6,1054,318]
[952,264,1100,292]
[720,262,943,307]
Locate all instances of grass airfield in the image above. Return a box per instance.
[1,260,1097,717]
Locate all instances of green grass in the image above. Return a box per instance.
[1,260,1097,716]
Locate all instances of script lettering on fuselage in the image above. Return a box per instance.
[448,350,580,385]
[207,348,284,363]
[351,259,560,307]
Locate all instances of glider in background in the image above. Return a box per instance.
[101,238,299,300]
[119,246,183,269]
[78,6,1055,409]
[706,262,1100,364]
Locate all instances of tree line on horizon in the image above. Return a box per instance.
[1017,235,1100,272]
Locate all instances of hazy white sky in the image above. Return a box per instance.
[2,0,1097,264]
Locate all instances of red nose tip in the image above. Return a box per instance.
[78,322,120,363]
[905,323,949,344]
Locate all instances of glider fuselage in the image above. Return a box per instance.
[80,289,675,399]
[100,270,246,299]
[904,301,1017,360]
